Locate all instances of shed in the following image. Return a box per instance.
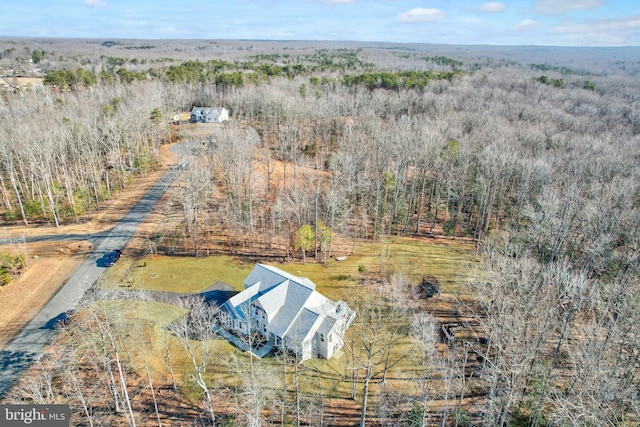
[420,277,440,298]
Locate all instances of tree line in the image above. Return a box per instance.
[0,82,165,227]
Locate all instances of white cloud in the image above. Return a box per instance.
[533,0,604,15]
[480,2,507,13]
[513,19,540,31]
[552,16,640,34]
[396,8,445,23]
[83,0,107,7]
[547,16,640,45]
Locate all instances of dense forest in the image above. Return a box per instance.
[1,39,639,426]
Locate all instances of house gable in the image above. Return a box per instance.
[268,281,314,338]
[254,280,289,321]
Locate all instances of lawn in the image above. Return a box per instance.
[274,236,477,300]
[99,236,477,299]
[98,255,254,292]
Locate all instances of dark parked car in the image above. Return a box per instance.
[42,309,76,329]
[103,249,122,267]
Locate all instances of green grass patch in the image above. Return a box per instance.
[84,299,188,337]
[99,255,254,292]
[101,237,476,299]
[81,299,240,388]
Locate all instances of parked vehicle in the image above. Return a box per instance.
[42,309,76,329]
[103,249,122,267]
[55,310,76,328]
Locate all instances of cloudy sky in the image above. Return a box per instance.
[1,0,638,46]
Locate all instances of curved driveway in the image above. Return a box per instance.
[0,148,188,398]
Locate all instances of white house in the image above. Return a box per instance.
[190,106,229,123]
[217,264,355,361]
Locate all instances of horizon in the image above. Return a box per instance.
[1,0,638,48]
[1,35,638,51]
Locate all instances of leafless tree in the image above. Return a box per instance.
[167,296,219,425]
[345,291,409,426]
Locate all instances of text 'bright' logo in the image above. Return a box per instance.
[0,405,69,426]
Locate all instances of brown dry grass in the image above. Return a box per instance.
[0,241,91,348]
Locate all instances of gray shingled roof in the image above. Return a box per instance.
[268,281,315,337]
[317,315,338,337]
[244,264,315,292]
[284,308,321,343]
[255,280,289,319]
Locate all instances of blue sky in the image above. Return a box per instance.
[1,0,639,46]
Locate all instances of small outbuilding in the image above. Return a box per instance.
[190,106,229,123]
[420,277,440,298]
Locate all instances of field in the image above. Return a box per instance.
[100,235,476,295]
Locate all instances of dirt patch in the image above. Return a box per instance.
[0,171,168,238]
[0,242,88,348]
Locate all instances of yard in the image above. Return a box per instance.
[88,235,480,424]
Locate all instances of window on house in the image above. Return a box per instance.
[320,333,324,342]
